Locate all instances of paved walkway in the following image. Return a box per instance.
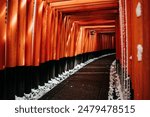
[40,55,115,100]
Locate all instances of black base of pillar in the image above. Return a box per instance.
[4,67,16,100]
[48,61,55,79]
[55,60,59,77]
[57,59,62,75]
[31,66,39,89]
[15,66,26,97]
[71,57,75,69]
[0,70,5,100]
[45,62,50,82]
[39,62,49,86]
[63,58,68,72]
[24,66,32,94]
[67,58,70,71]
[59,58,66,73]
[75,55,80,66]
[130,79,134,100]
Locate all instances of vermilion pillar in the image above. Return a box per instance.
[6,0,18,67]
[45,5,52,61]
[26,0,34,66]
[0,0,6,70]
[40,2,47,63]
[130,0,143,100]
[142,0,150,99]
[17,0,27,66]
[115,15,121,61]
[33,0,43,66]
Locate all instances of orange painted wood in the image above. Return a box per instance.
[25,0,34,66]
[142,0,150,99]
[40,1,47,63]
[64,9,118,17]
[0,0,118,67]
[52,9,58,60]
[63,16,68,57]
[0,0,6,70]
[132,0,143,100]
[64,17,71,57]
[115,15,121,61]
[75,27,83,55]
[45,6,52,61]
[6,0,18,67]
[53,10,61,60]
[51,0,118,7]
[49,0,72,2]
[54,2,118,13]
[126,0,132,76]
[33,0,43,66]
[56,11,62,60]
[78,20,115,26]
[74,23,80,56]
[59,16,66,58]
[1,0,118,67]
[17,0,27,66]
[124,0,143,99]
[69,19,75,56]
[49,8,55,60]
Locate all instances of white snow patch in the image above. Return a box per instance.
[108,60,124,100]
[136,2,142,17]
[137,44,143,61]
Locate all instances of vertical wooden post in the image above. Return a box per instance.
[40,1,47,64]
[17,0,27,66]
[0,0,7,99]
[142,0,150,99]
[0,0,6,70]
[130,0,143,100]
[6,0,18,67]
[33,0,43,66]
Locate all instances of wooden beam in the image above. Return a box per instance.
[51,0,118,7]
[55,3,118,13]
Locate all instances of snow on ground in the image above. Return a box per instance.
[108,60,123,100]
[15,53,115,100]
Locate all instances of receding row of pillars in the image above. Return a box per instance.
[0,49,115,100]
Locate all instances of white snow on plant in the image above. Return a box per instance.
[137,44,143,61]
[108,60,124,100]
[15,53,115,100]
[136,2,142,17]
